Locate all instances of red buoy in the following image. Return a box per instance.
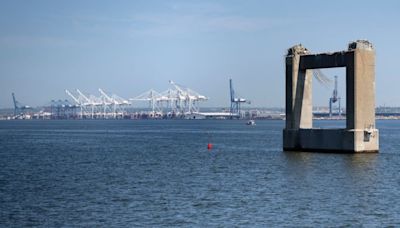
[207,143,213,150]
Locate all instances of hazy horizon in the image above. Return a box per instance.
[1,0,400,109]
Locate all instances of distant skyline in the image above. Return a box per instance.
[1,0,400,108]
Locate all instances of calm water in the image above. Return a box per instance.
[1,119,400,226]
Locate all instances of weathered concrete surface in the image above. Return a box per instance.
[283,40,379,153]
[285,45,313,130]
[283,129,379,153]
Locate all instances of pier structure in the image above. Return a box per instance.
[283,40,379,152]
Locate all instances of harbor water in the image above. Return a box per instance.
[1,120,400,226]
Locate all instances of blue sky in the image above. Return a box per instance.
[1,0,399,108]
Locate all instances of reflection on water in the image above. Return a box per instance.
[283,151,378,173]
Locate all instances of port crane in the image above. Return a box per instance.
[229,79,249,118]
[169,80,208,114]
[99,88,130,118]
[12,93,31,116]
[66,89,130,119]
[65,89,85,118]
[329,75,341,117]
[130,89,162,115]
[63,81,207,119]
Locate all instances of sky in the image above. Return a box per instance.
[1,0,400,108]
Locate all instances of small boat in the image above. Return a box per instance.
[246,120,256,125]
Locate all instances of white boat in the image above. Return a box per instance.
[246,120,256,125]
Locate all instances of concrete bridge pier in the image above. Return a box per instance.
[283,40,379,153]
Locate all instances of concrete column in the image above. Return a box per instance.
[353,48,376,130]
[285,45,312,130]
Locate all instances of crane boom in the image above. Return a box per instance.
[76,89,90,103]
[169,80,186,95]
[65,90,80,104]
[332,75,338,102]
[99,88,113,102]
[12,93,18,109]
[230,79,235,102]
